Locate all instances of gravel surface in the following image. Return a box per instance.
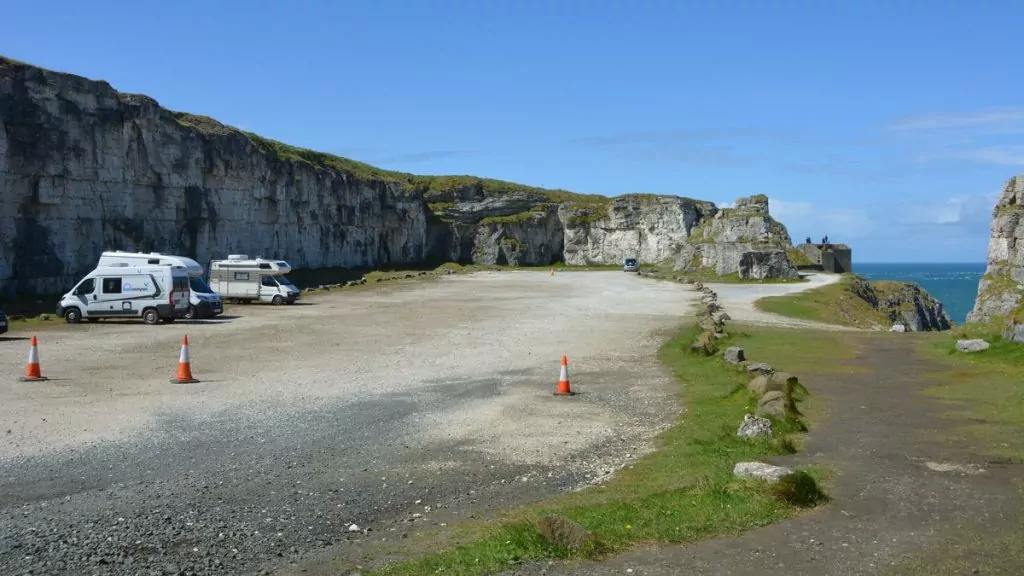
[710,272,861,331]
[0,271,706,575]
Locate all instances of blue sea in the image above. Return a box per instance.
[855,263,986,325]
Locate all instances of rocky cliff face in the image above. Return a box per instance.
[849,277,952,331]
[0,56,799,296]
[967,175,1024,323]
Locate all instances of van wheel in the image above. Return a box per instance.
[184,305,197,320]
[142,308,160,325]
[64,308,82,324]
[272,295,284,305]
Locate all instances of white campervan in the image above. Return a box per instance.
[97,251,224,319]
[57,264,191,324]
[208,255,301,305]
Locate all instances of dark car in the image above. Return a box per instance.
[0,309,8,335]
[623,258,639,272]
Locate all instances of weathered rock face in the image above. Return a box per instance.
[738,250,799,280]
[561,195,715,266]
[848,277,952,332]
[677,195,794,276]
[1004,318,1024,344]
[1,58,431,296]
[0,56,800,296]
[968,175,1024,323]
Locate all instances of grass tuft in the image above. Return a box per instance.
[772,470,828,508]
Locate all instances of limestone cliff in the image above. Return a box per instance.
[967,174,1024,323]
[847,277,952,331]
[0,56,799,296]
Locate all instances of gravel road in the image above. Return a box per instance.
[0,271,703,575]
[711,272,861,331]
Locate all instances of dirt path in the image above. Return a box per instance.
[502,335,1024,576]
[710,273,862,331]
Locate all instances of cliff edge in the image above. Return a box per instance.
[967,175,1024,323]
[757,274,952,331]
[1,56,797,296]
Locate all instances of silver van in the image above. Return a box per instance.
[56,265,191,324]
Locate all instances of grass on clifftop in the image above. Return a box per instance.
[920,323,1024,462]
[358,326,850,576]
[786,247,814,266]
[755,274,893,329]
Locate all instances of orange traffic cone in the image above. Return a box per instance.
[18,336,48,382]
[170,335,199,384]
[554,355,574,396]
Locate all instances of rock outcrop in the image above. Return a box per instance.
[967,175,1024,323]
[738,249,800,280]
[847,276,952,331]
[0,56,799,296]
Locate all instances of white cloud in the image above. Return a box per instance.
[768,198,874,242]
[914,145,1024,166]
[766,193,998,250]
[887,108,1024,132]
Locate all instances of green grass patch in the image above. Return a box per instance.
[364,325,844,576]
[479,206,550,225]
[786,247,814,266]
[972,270,1024,317]
[918,329,1024,462]
[755,275,890,329]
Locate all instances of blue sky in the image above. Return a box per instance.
[6,0,1023,262]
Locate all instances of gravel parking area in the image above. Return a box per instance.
[0,271,701,575]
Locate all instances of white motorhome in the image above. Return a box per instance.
[57,264,191,324]
[97,251,224,319]
[208,255,301,305]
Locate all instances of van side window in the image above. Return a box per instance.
[234,272,250,281]
[76,278,96,295]
[102,277,123,294]
[148,259,160,264]
[261,275,277,287]
[173,276,189,292]
[258,263,271,270]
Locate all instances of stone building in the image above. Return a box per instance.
[796,242,853,273]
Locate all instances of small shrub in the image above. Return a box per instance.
[773,436,798,454]
[772,470,827,508]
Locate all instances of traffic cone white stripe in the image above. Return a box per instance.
[27,343,39,364]
[179,343,190,364]
[559,364,568,382]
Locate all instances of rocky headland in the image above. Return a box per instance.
[965,174,1024,343]
[1,55,799,297]
[967,175,1024,323]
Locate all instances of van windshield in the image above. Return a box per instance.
[190,277,214,294]
[278,276,295,287]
